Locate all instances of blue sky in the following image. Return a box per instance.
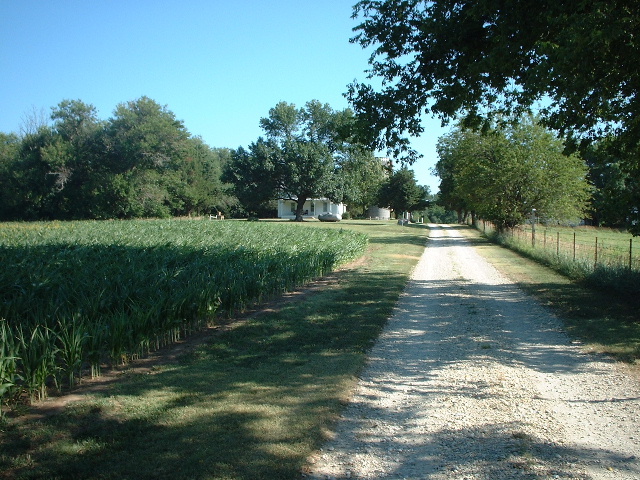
[0,0,447,192]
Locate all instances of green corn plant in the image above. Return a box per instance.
[1,219,369,386]
[16,324,58,403]
[86,321,107,378]
[0,320,21,417]
[127,303,154,360]
[56,316,88,389]
[106,312,133,366]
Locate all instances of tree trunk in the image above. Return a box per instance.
[294,197,307,222]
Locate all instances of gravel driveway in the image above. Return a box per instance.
[306,225,640,479]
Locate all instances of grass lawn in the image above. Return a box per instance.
[458,225,640,364]
[0,220,428,480]
[483,221,640,270]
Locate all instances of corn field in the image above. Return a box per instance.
[0,219,368,412]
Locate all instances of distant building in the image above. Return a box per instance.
[367,206,391,220]
[277,198,346,220]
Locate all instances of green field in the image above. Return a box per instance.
[0,219,368,407]
[0,219,427,479]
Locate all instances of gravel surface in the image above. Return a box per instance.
[305,225,640,479]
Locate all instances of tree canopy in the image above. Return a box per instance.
[348,0,640,231]
[583,140,635,229]
[377,167,428,218]
[0,97,235,220]
[225,100,380,221]
[348,0,640,153]
[435,118,592,230]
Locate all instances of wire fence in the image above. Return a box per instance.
[478,220,640,272]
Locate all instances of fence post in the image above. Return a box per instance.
[557,232,560,256]
[532,227,536,248]
[595,237,598,267]
[573,232,576,261]
[530,209,536,248]
[631,238,633,271]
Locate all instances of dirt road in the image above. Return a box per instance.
[306,225,640,479]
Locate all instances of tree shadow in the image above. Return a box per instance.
[313,416,640,479]
[308,304,640,477]
[0,264,411,479]
[307,226,640,478]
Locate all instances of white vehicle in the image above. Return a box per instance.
[318,212,342,222]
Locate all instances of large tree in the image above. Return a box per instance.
[103,97,192,217]
[49,99,105,218]
[349,0,639,151]
[161,140,237,218]
[0,97,238,221]
[223,140,280,218]
[10,126,66,219]
[583,140,632,228]
[436,118,592,231]
[377,167,427,219]
[106,96,189,173]
[347,0,640,230]
[335,149,388,217]
[433,131,473,224]
[0,132,22,219]
[227,100,369,221]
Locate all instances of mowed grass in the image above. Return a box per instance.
[457,225,640,364]
[484,221,640,271]
[0,220,428,480]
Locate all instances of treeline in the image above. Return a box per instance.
[435,117,638,231]
[0,97,239,220]
[0,97,451,223]
[222,99,447,222]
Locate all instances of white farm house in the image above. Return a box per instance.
[277,198,346,220]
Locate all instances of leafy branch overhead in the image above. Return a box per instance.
[349,0,639,147]
[348,0,640,231]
